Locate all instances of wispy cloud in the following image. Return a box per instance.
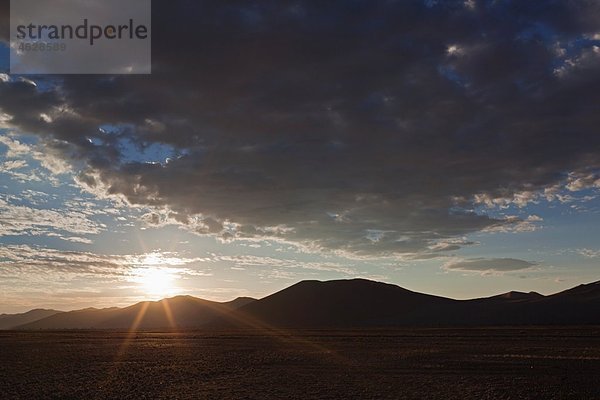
[483,215,544,234]
[443,258,539,275]
[212,254,355,273]
[0,196,106,238]
[577,248,600,258]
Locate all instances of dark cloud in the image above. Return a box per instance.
[0,0,7,42]
[443,258,538,273]
[1,0,600,256]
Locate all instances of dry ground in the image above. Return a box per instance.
[1,328,599,399]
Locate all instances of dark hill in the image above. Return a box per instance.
[18,296,256,330]
[487,291,545,302]
[514,280,600,325]
[0,309,63,330]
[229,279,600,328]
[230,278,456,328]
[545,280,600,302]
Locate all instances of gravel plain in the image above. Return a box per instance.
[1,328,599,399]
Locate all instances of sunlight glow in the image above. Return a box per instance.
[125,252,198,299]
[133,267,179,298]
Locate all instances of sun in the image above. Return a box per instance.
[134,267,178,298]
[129,252,187,298]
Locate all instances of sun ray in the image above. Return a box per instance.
[103,301,151,389]
[161,298,176,330]
[188,298,347,365]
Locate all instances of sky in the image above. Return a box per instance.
[0,0,599,313]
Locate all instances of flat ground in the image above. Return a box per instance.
[1,328,599,399]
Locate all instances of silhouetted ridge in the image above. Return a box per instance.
[223,297,257,309]
[18,295,257,330]
[233,278,455,327]
[488,291,545,301]
[546,281,600,301]
[10,278,600,330]
[0,309,63,330]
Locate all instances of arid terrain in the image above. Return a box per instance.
[1,328,599,399]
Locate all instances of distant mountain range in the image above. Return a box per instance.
[3,279,599,330]
[0,309,63,330]
[13,296,255,330]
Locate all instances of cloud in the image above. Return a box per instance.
[1,159,27,170]
[566,172,600,192]
[0,245,128,276]
[0,195,106,238]
[204,253,356,275]
[0,158,43,182]
[0,134,73,190]
[443,258,538,274]
[61,236,93,244]
[0,245,204,277]
[1,1,600,257]
[577,248,600,258]
[0,135,31,158]
[483,215,544,233]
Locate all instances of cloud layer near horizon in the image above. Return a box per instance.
[1,0,599,257]
[443,258,538,274]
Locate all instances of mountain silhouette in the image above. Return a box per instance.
[17,296,255,330]
[9,279,600,330]
[222,279,600,328]
[0,309,63,330]
[227,279,455,328]
[486,291,544,302]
